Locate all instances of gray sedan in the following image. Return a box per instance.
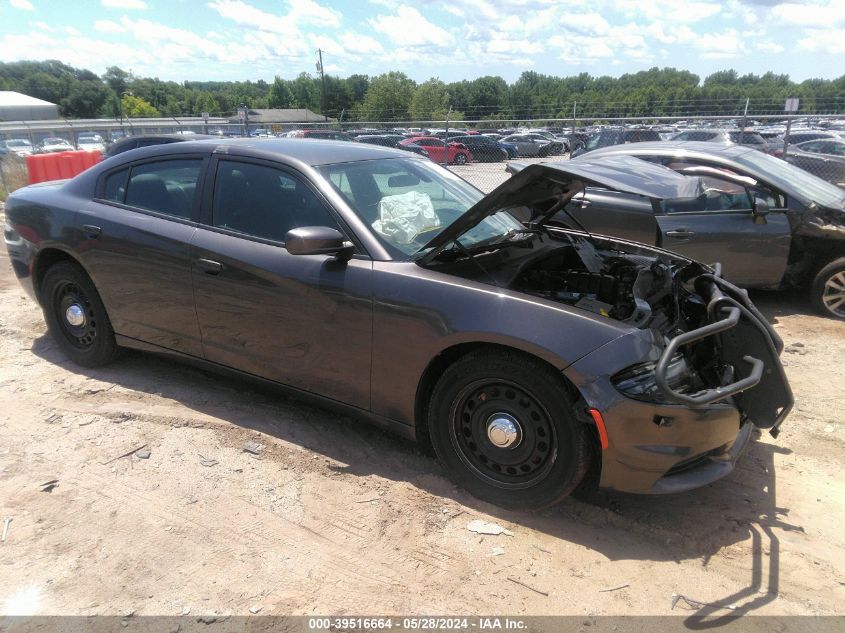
[4,141,792,508]
[515,141,845,319]
[501,134,553,157]
[786,139,845,188]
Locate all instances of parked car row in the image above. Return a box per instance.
[0,134,107,156]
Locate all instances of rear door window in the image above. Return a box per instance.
[123,159,202,219]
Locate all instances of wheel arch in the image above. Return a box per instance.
[32,247,87,304]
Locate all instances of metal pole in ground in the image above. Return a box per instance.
[444,107,451,167]
[740,97,749,144]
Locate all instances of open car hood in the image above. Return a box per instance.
[421,155,703,254]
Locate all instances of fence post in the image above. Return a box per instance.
[444,106,451,166]
[740,97,749,144]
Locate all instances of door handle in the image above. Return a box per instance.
[666,229,695,239]
[82,224,101,239]
[196,258,224,274]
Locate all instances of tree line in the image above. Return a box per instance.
[1,60,843,123]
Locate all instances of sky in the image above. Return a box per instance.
[1,0,844,84]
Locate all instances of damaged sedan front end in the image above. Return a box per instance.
[416,157,793,495]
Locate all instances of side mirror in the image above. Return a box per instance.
[753,199,769,225]
[285,226,354,260]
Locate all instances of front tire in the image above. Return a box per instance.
[811,257,845,320]
[453,153,468,165]
[428,350,591,510]
[41,261,120,367]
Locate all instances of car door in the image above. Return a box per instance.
[190,156,373,409]
[654,168,791,287]
[77,155,207,356]
[419,139,447,163]
[565,189,659,244]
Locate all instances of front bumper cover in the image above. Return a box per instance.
[566,267,793,494]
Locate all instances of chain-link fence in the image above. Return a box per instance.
[2,110,844,198]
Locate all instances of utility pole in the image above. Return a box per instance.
[316,49,328,122]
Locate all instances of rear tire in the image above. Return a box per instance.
[811,257,845,320]
[453,153,468,165]
[428,350,591,510]
[41,261,120,367]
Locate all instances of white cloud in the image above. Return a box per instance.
[10,0,34,10]
[31,21,53,32]
[339,31,384,54]
[797,27,845,54]
[101,0,148,8]
[692,28,747,59]
[563,12,611,35]
[208,0,340,35]
[771,2,845,27]
[288,0,342,27]
[95,19,124,33]
[615,0,721,23]
[369,5,454,47]
[757,39,785,54]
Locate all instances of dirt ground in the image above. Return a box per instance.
[0,222,843,619]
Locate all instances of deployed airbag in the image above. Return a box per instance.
[372,191,440,244]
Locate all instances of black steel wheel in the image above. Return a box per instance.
[41,261,119,367]
[429,350,591,509]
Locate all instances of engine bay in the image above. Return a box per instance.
[424,229,711,336]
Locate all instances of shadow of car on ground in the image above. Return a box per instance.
[31,329,805,626]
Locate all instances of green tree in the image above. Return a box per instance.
[268,77,292,108]
[61,80,110,118]
[121,94,159,117]
[410,78,450,120]
[362,71,416,121]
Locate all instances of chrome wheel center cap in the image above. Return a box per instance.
[486,413,521,449]
[65,304,86,327]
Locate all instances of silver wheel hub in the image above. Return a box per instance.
[486,413,522,449]
[823,271,845,316]
[65,304,86,327]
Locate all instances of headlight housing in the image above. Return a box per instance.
[611,354,695,403]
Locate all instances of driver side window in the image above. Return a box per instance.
[663,173,752,214]
[212,160,339,243]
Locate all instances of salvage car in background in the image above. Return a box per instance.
[37,137,75,153]
[104,134,217,158]
[400,136,473,164]
[76,133,105,153]
[2,138,35,156]
[671,129,769,152]
[446,134,508,162]
[785,139,845,188]
[4,140,792,509]
[500,133,554,157]
[571,128,663,157]
[510,141,845,319]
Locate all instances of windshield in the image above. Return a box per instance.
[735,150,845,208]
[318,157,522,259]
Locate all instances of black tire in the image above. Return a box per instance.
[453,153,468,165]
[428,350,591,510]
[810,257,845,320]
[41,261,120,367]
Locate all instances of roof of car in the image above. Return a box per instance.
[185,137,412,165]
[583,141,758,159]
